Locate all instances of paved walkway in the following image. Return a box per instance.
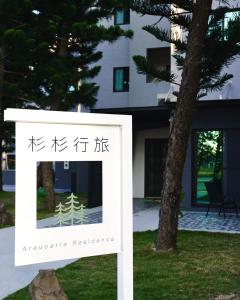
[179,211,240,233]
[1,200,240,299]
[133,205,240,233]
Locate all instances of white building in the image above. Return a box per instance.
[91,4,240,211]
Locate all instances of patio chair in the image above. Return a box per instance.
[204,181,239,219]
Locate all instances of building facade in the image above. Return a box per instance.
[92,4,240,210]
[3,3,240,211]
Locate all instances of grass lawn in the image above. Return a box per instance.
[0,191,88,228]
[4,231,240,300]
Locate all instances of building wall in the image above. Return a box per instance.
[93,37,130,109]
[54,161,89,193]
[170,0,240,101]
[132,105,240,208]
[129,12,171,107]
[201,59,240,101]
[3,170,15,186]
[91,5,240,208]
[94,12,171,109]
[133,127,169,198]
[93,3,240,110]
[54,162,72,192]
[224,130,240,199]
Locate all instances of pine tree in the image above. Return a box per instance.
[0,0,34,190]
[76,203,88,225]
[64,193,81,226]
[26,0,132,110]
[54,201,67,227]
[130,0,240,251]
[25,0,133,211]
[131,1,240,98]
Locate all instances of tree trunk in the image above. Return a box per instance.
[156,0,213,251]
[37,162,43,189]
[42,162,55,211]
[40,29,68,211]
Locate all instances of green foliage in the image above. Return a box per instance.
[133,55,176,83]
[37,187,47,197]
[22,0,133,110]
[196,130,223,181]
[130,0,240,98]
[0,0,35,158]
[0,0,132,189]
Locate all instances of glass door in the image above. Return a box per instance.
[193,130,223,205]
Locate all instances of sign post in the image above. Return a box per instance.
[4,108,133,300]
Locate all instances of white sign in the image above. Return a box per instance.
[4,109,133,299]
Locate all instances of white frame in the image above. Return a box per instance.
[4,108,133,300]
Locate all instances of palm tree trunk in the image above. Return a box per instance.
[156,0,213,251]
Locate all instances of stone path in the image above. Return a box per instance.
[133,203,240,233]
[179,211,240,233]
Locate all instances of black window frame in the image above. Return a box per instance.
[113,67,129,93]
[114,9,130,25]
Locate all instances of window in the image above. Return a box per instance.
[208,10,240,40]
[192,130,223,206]
[114,9,130,25]
[113,67,129,92]
[146,47,171,83]
[224,11,240,28]
[223,11,240,39]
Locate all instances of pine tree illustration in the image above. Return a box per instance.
[54,202,67,227]
[64,193,81,225]
[76,204,88,225]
